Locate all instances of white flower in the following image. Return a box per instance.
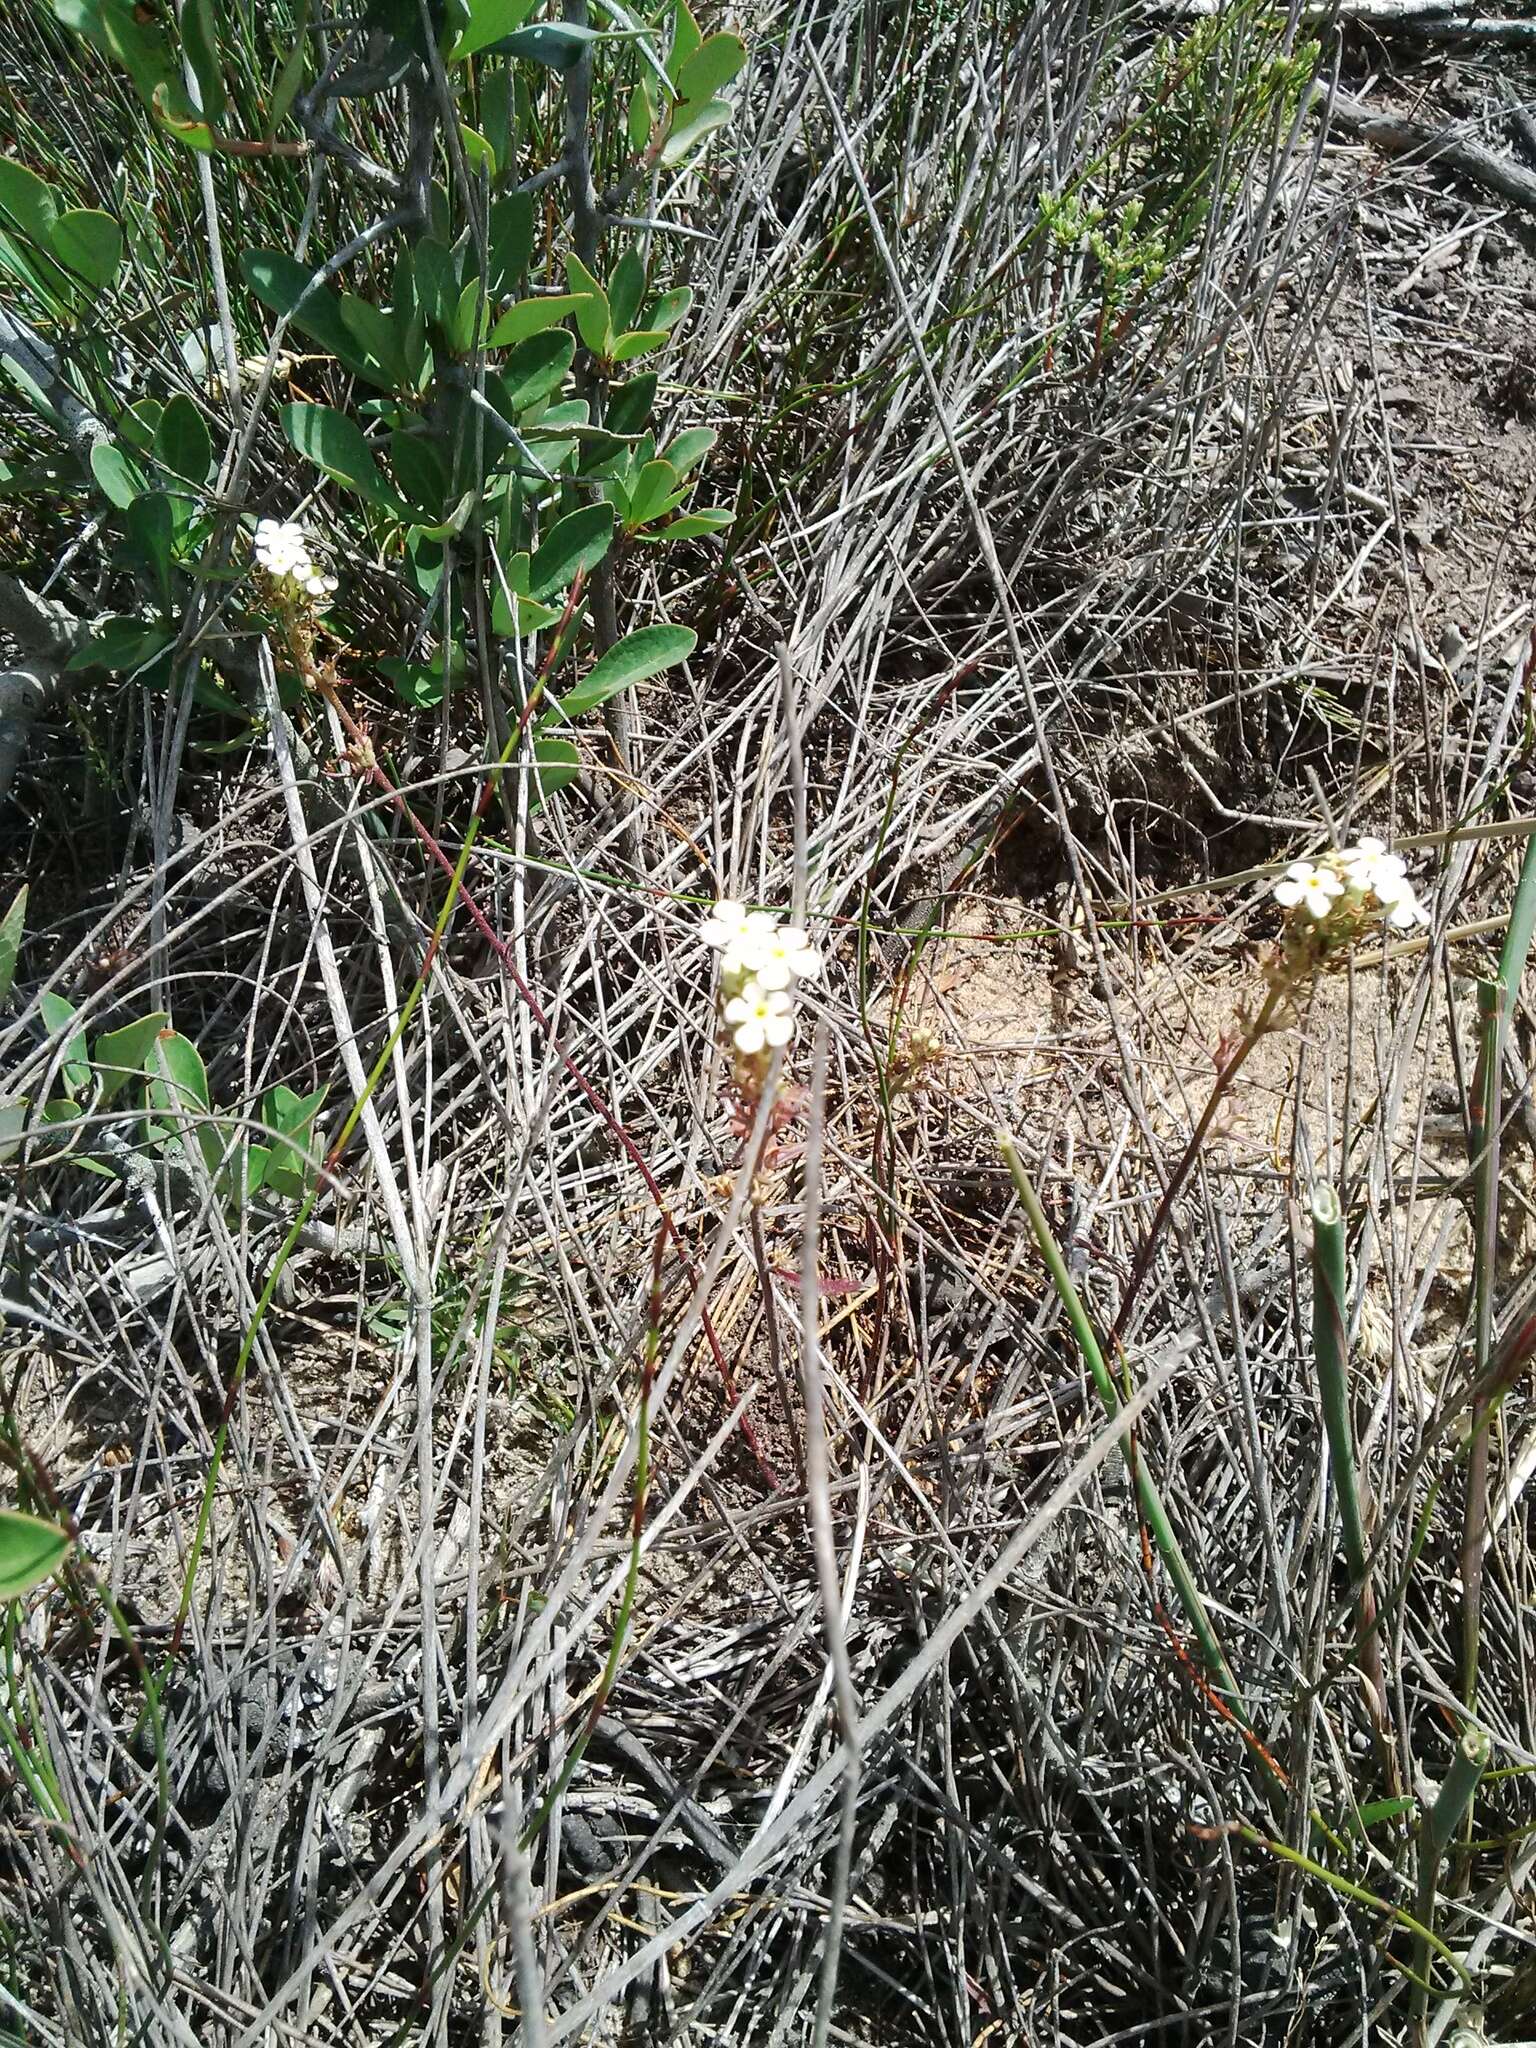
[700,899,755,950]
[738,922,823,990]
[1339,840,1430,929]
[1371,870,1430,928]
[723,980,795,1055]
[703,901,791,985]
[1273,861,1345,921]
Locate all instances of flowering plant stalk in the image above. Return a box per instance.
[1108,838,1431,1355]
[249,515,344,697]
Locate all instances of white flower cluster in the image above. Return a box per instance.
[1272,837,1429,937]
[252,518,338,605]
[700,900,822,1057]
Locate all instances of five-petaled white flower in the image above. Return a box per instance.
[740,923,823,991]
[699,899,756,951]
[1273,861,1346,921]
[723,983,795,1055]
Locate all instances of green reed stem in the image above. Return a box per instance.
[1311,1183,1396,1786]
[1000,1134,1246,1720]
[1410,1722,1491,2035]
[1461,978,1503,1712]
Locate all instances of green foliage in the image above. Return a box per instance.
[448,0,540,65]
[282,402,408,513]
[0,889,26,1011]
[1042,4,1317,354]
[1138,8,1318,250]
[0,1512,70,1601]
[13,0,750,810]
[552,623,695,718]
[47,0,210,145]
[5,993,328,1212]
[48,209,121,289]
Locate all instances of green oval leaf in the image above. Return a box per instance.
[675,31,745,105]
[92,1011,171,1107]
[667,0,702,86]
[447,0,539,61]
[607,246,647,338]
[261,1082,326,1196]
[0,1510,69,1600]
[39,990,89,1098]
[181,0,228,119]
[489,294,589,348]
[487,192,536,299]
[498,21,602,70]
[664,426,715,478]
[77,0,181,109]
[0,885,26,1010]
[378,645,467,709]
[646,286,693,333]
[267,0,311,138]
[530,735,580,807]
[147,1029,210,1113]
[243,1142,273,1198]
[493,328,576,415]
[151,82,216,152]
[660,96,732,168]
[390,425,448,516]
[529,502,614,600]
[281,402,405,511]
[627,79,653,152]
[118,397,164,452]
[623,458,678,529]
[90,440,147,509]
[564,254,611,355]
[449,276,490,354]
[49,206,121,290]
[153,394,213,484]
[0,160,58,245]
[123,491,176,612]
[606,373,657,438]
[553,623,696,721]
[66,614,175,673]
[644,509,732,540]
[242,249,398,389]
[0,1099,28,1165]
[458,122,496,176]
[610,328,671,363]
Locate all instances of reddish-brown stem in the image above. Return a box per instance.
[1108,981,1286,1357]
[311,672,781,1490]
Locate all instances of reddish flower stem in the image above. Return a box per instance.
[313,668,781,1491]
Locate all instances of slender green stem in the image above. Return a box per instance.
[1000,1134,1246,1720]
[1461,977,1502,1712]
[1494,829,1536,1009]
[1234,1823,1469,1996]
[1311,1187,1369,1583]
[1311,1183,1393,1784]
